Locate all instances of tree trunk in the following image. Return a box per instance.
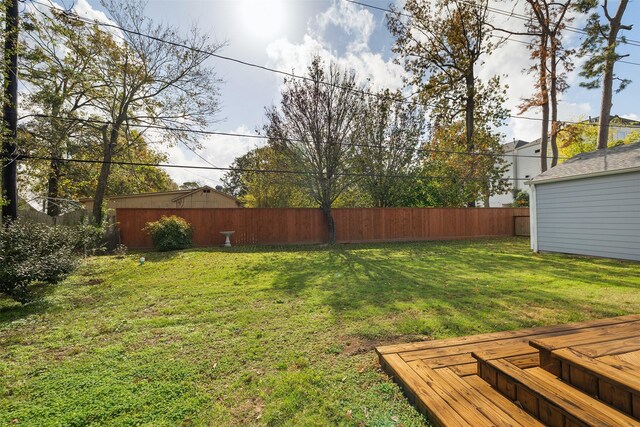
[549,37,559,167]
[321,202,336,245]
[92,126,117,225]
[597,68,612,150]
[1,0,19,223]
[464,70,475,151]
[597,0,629,150]
[465,68,476,208]
[46,159,61,216]
[539,35,549,172]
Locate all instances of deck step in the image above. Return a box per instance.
[383,353,542,426]
[477,358,639,427]
[530,322,640,377]
[547,347,640,418]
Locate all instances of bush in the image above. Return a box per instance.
[144,215,193,252]
[514,190,529,207]
[0,220,102,303]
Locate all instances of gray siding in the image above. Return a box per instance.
[536,171,640,261]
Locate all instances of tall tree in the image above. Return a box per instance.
[577,0,632,149]
[355,90,424,207]
[388,0,507,205]
[1,0,19,222]
[518,0,574,170]
[84,0,223,224]
[19,130,178,207]
[20,9,97,216]
[265,57,364,243]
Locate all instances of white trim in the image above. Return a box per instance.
[531,165,640,185]
[529,183,538,252]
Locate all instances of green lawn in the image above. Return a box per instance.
[1,238,640,426]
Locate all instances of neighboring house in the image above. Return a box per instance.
[489,115,640,207]
[80,185,241,214]
[529,141,640,261]
[489,139,545,207]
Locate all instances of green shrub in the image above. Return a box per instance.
[514,190,529,207]
[144,215,193,252]
[0,220,102,303]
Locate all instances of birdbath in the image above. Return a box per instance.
[220,231,235,247]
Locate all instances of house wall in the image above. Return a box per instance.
[489,141,544,207]
[534,171,640,261]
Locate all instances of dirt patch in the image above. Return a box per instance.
[341,334,430,356]
[81,278,104,286]
[231,397,265,424]
[52,346,84,361]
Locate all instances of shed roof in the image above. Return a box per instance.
[531,141,640,184]
[79,185,239,203]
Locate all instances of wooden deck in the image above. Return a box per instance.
[376,314,640,426]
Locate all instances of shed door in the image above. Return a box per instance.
[536,171,640,261]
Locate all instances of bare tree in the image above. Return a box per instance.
[86,0,223,224]
[577,0,632,149]
[265,57,364,244]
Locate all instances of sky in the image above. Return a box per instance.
[41,0,640,187]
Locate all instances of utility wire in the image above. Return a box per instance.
[20,113,578,160]
[346,0,640,48]
[12,153,534,182]
[26,0,414,104]
[345,0,640,65]
[24,0,640,133]
[21,0,637,167]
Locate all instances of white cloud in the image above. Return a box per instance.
[70,0,113,24]
[315,1,375,53]
[265,1,404,93]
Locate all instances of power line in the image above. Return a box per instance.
[346,0,640,64]
[490,34,640,67]
[26,0,414,104]
[13,153,534,182]
[24,0,640,139]
[20,113,576,160]
[347,0,640,48]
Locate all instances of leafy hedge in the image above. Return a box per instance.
[144,215,193,252]
[514,190,530,207]
[0,220,102,303]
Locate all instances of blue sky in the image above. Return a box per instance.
[50,0,640,186]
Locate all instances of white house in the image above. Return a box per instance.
[489,116,640,207]
[529,141,640,261]
[489,138,546,207]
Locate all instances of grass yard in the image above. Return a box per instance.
[1,238,640,426]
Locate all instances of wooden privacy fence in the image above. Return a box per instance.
[116,207,529,248]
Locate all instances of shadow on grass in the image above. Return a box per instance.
[243,239,640,335]
[0,283,56,325]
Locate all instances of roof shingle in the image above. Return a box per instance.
[531,141,640,183]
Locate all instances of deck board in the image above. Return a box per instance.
[377,314,640,426]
